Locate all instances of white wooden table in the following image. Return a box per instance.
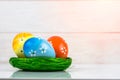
[1,63,120,79]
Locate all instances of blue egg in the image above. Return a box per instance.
[23,37,56,58]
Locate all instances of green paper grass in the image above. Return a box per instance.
[9,57,72,71]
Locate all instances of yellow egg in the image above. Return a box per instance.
[12,32,33,58]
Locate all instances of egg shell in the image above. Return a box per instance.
[12,32,33,58]
[48,36,68,58]
[23,37,56,58]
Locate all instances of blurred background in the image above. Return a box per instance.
[1,0,120,64]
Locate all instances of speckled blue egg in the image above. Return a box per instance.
[23,37,56,58]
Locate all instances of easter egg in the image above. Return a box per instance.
[48,36,68,58]
[23,37,56,58]
[12,32,33,58]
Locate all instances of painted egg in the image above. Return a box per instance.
[48,36,68,58]
[12,32,33,58]
[23,37,56,58]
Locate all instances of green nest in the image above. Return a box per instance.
[9,57,72,71]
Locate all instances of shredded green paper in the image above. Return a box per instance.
[9,57,72,71]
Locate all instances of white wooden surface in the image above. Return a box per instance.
[1,32,120,64]
[0,1,120,64]
[0,1,120,32]
[1,63,120,79]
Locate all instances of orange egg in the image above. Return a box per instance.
[12,32,33,57]
[48,36,68,58]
